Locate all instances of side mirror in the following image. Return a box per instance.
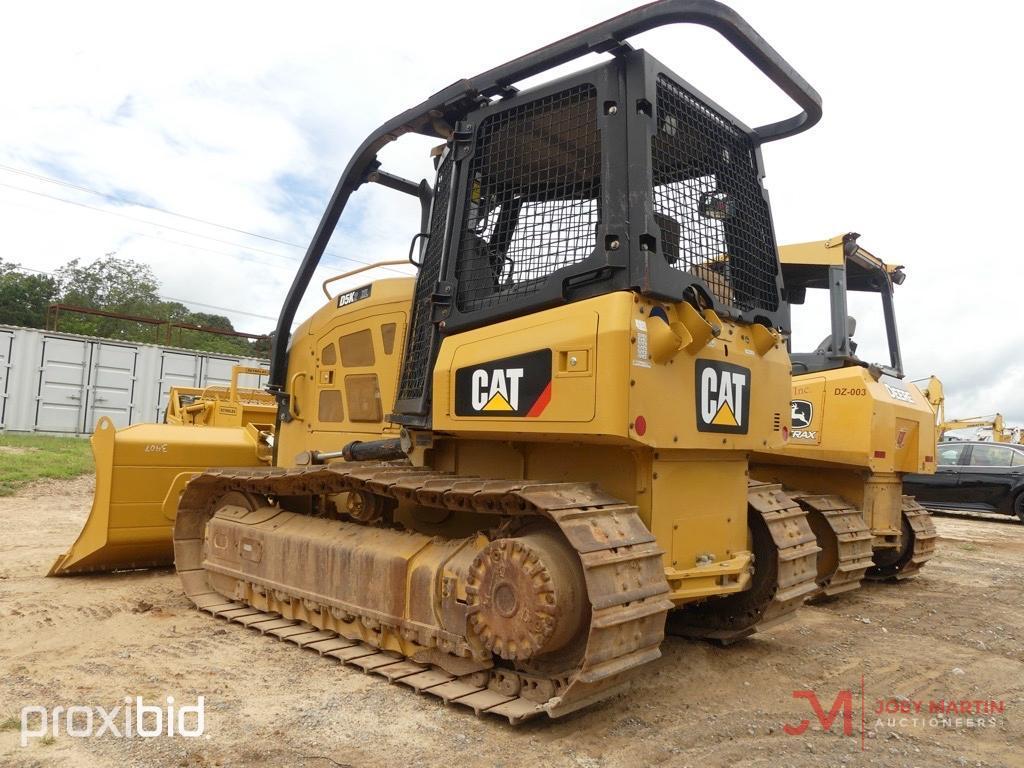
[786,286,806,304]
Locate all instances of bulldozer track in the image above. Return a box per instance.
[876,496,936,581]
[668,481,820,644]
[173,463,674,723]
[900,497,938,577]
[792,493,875,598]
[864,496,937,581]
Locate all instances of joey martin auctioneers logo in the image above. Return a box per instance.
[782,679,1007,751]
[19,696,205,746]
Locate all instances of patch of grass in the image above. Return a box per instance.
[0,433,93,495]
[40,734,55,746]
[0,715,20,732]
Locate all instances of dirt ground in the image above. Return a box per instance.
[1,477,1021,768]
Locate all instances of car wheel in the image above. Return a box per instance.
[1014,492,1024,524]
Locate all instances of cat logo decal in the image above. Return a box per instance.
[696,360,751,434]
[455,349,552,418]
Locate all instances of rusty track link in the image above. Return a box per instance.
[865,496,937,581]
[898,497,938,577]
[667,481,819,644]
[792,493,874,598]
[173,464,673,723]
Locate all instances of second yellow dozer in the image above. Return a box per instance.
[170,0,829,722]
[48,366,278,575]
[750,233,938,597]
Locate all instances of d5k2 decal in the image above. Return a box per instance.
[455,349,552,418]
[696,360,751,434]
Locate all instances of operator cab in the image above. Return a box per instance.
[392,50,802,425]
[781,232,905,377]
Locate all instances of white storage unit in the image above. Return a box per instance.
[0,329,13,428]
[87,341,139,429]
[35,335,91,433]
[0,325,268,435]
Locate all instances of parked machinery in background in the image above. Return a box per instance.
[751,233,937,593]
[49,366,279,575]
[921,376,1022,444]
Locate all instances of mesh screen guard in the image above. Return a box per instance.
[395,151,454,406]
[455,84,601,313]
[392,57,785,420]
[651,74,779,313]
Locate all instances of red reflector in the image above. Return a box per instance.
[873,450,886,458]
[782,426,789,440]
[925,455,934,462]
[634,415,647,436]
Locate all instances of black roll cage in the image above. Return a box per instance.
[267,0,822,395]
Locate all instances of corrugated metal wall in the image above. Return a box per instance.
[0,325,269,435]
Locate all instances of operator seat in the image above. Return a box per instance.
[813,315,858,355]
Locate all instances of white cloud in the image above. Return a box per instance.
[1,0,1022,421]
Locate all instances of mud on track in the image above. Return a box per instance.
[1,477,1021,767]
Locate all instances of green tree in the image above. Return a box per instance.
[0,262,59,328]
[59,255,161,311]
[2,255,266,356]
[51,256,162,341]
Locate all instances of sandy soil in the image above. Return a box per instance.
[1,477,1022,768]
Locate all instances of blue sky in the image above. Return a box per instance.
[1,0,1022,427]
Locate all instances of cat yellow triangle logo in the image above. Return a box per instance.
[696,360,749,434]
[482,392,514,412]
[711,400,738,427]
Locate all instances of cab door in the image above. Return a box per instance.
[313,312,406,436]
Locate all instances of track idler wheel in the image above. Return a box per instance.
[866,514,915,580]
[666,484,819,644]
[667,510,779,643]
[465,530,587,662]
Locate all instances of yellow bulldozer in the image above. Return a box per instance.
[750,233,937,595]
[165,0,835,723]
[48,366,277,575]
[54,0,869,722]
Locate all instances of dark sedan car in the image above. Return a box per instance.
[904,441,1024,522]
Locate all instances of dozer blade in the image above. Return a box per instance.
[48,416,266,576]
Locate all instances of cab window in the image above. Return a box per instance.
[968,444,1014,467]
[1011,450,1024,467]
[936,444,965,466]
